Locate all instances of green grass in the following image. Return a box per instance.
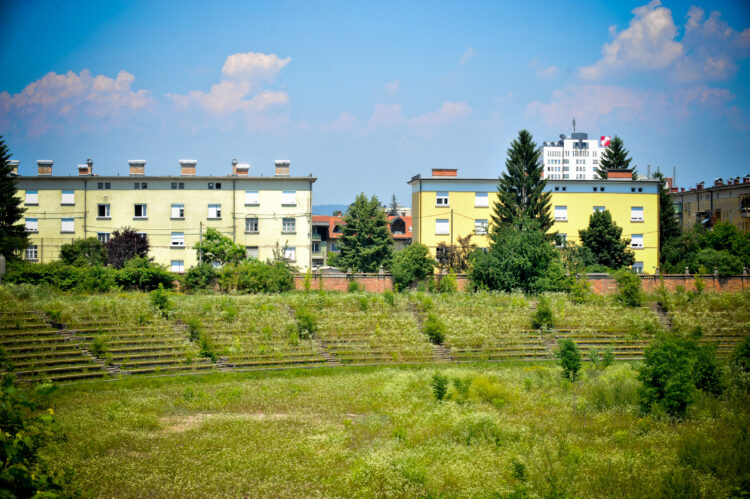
[40,363,749,498]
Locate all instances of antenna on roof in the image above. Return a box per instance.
[572,118,576,135]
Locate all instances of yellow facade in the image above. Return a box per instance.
[410,176,660,274]
[16,174,315,271]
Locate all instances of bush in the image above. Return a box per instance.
[583,365,639,410]
[382,290,395,307]
[106,227,149,268]
[638,336,696,418]
[116,257,173,291]
[693,343,723,396]
[391,243,436,291]
[557,339,581,380]
[423,313,446,344]
[613,269,642,307]
[91,335,109,357]
[150,284,171,315]
[295,308,317,340]
[431,373,448,401]
[588,347,614,370]
[730,337,750,393]
[60,237,108,266]
[531,297,554,330]
[182,263,219,292]
[198,334,217,362]
[432,272,457,294]
[347,280,363,293]
[218,260,294,293]
[569,276,591,304]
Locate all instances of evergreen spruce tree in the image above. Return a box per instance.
[596,135,634,179]
[578,210,636,269]
[0,137,28,260]
[330,193,393,272]
[387,194,400,216]
[653,169,681,265]
[491,130,552,234]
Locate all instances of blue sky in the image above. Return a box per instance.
[1,0,749,205]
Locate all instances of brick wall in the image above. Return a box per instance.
[294,273,750,294]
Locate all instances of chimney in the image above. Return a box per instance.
[606,168,633,180]
[744,175,750,184]
[681,187,685,192]
[665,177,673,189]
[232,159,249,176]
[8,160,19,176]
[431,168,458,177]
[713,178,723,187]
[128,160,145,176]
[37,160,53,176]
[274,160,290,177]
[179,159,197,176]
[77,158,94,176]
[734,177,741,185]
[697,182,704,190]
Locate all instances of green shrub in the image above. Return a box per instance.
[383,290,395,307]
[347,280,363,293]
[60,237,107,266]
[185,317,201,342]
[198,334,217,362]
[570,276,591,304]
[116,258,174,291]
[557,338,581,380]
[423,313,446,344]
[588,347,614,370]
[638,336,696,418]
[431,373,448,401]
[150,284,171,315]
[613,269,642,307]
[358,296,369,311]
[583,365,639,410]
[91,335,109,357]
[391,242,436,291]
[730,337,750,393]
[531,297,554,330]
[295,308,317,340]
[693,343,723,396]
[433,271,457,294]
[219,260,294,293]
[182,263,218,292]
[303,269,312,293]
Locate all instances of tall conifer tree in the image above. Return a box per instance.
[331,193,393,272]
[653,169,681,263]
[491,129,552,233]
[0,137,28,260]
[596,135,634,179]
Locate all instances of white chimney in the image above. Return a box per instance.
[8,160,19,176]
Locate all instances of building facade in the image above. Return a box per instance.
[409,168,660,274]
[541,131,610,180]
[14,159,316,271]
[670,175,750,233]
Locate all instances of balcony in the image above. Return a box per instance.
[312,233,322,241]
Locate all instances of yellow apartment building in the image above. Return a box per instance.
[409,168,660,274]
[13,159,316,271]
[670,175,750,233]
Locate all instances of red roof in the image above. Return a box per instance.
[312,215,412,240]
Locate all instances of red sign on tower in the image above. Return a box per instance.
[600,136,611,147]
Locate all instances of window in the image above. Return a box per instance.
[98,204,110,218]
[593,206,606,213]
[556,234,567,248]
[61,218,74,233]
[61,190,74,205]
[284,246,296,261]
[631,207,644,222]
[25,218,38,232]
[436,192,449,206]
[97,232,110,244]
[474,219,488,235]
[282,191,296,206]
[245,217,258,232]
[554,205,567,221]
[312,242,320,253]
[25,190,38,205]
[331,243,340,252]
[171,204,184,219]
[171,232,185,247]
[134,204,147,218]
[282,217,296,233]
[208,182,222,190]
[171,260,184,273]
[475,192,488,207]
[171,182,184,190]
[245,190,259,205]
[25,245,38,261]
[134,182,147,189]
[631,234,644,249]
[246,246,259,259]
[208,204,221,219]
[632,262,644,273]
[436,219,449,235]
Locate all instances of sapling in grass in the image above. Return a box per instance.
[431,372,448,401]
[557,338,582,380]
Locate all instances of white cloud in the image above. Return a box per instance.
[360,101,472,136]
[366,103,406,132]
[0,69,153,136]
[410,101,472,135]
[168,51,291,119]
[320,111,356,133]
[580,0,682,80]
[459,46,475,65]
[384,80,400,95]
[536,65,559,79]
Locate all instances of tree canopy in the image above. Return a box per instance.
[0,137,27,260]
[491,129,552,234]
[653,169,681,260]
[60,237,108,266]
[194,228,246,266]
[661,221,750,276]
[578,209,636,270]
[391,242,436,290]
[596,135,634,179]
[329,193,393,272]
[105,227,150,268]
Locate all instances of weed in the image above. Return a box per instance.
[431,372,448,401]
[557,338,581,380]
[531,297,554,330]
[423,313,446,344]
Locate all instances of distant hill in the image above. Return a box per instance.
[313,204,349,216]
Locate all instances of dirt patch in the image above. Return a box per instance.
[159,412,327,433]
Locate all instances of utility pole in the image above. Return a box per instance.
[199,222,203,265]
[450,209,454,247]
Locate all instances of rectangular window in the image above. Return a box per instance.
[436,219,449,235]
[282,217,296,233]
[171,232,185,247]
[171,204,184,219]
[331,243,340,252]
[593,206,606,213]
[25,218,38,232]
[475,192,488,207]
[171,260,184,273]
[282,191,296,206]
[246,246,259,259]
[98,204,110,218]
[474,219,488,235]
[284,246,296,261]
[25,245,38,261]
[25,190,38,204]
[245,217,259,232]
[61,190,74,205]
[245,190,259,205]
[171,182,185,190]
[312,242,320,253]
[134,204,147,218]
[631,234,644,249]
[61,218,74,233]
[98,182,103,189]
[554,205,567,221]
[436,192,449,206]
[208,204,221,218]
[631,206,644,222]
[556,233,567,248]
[632,262,644,273]
[134,182,140,189]
[97,232,110,244]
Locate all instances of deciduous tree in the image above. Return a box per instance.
[194,227,245,265]
[105,227,150,268]
[60,237,107,266]
[578,210,635,270]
